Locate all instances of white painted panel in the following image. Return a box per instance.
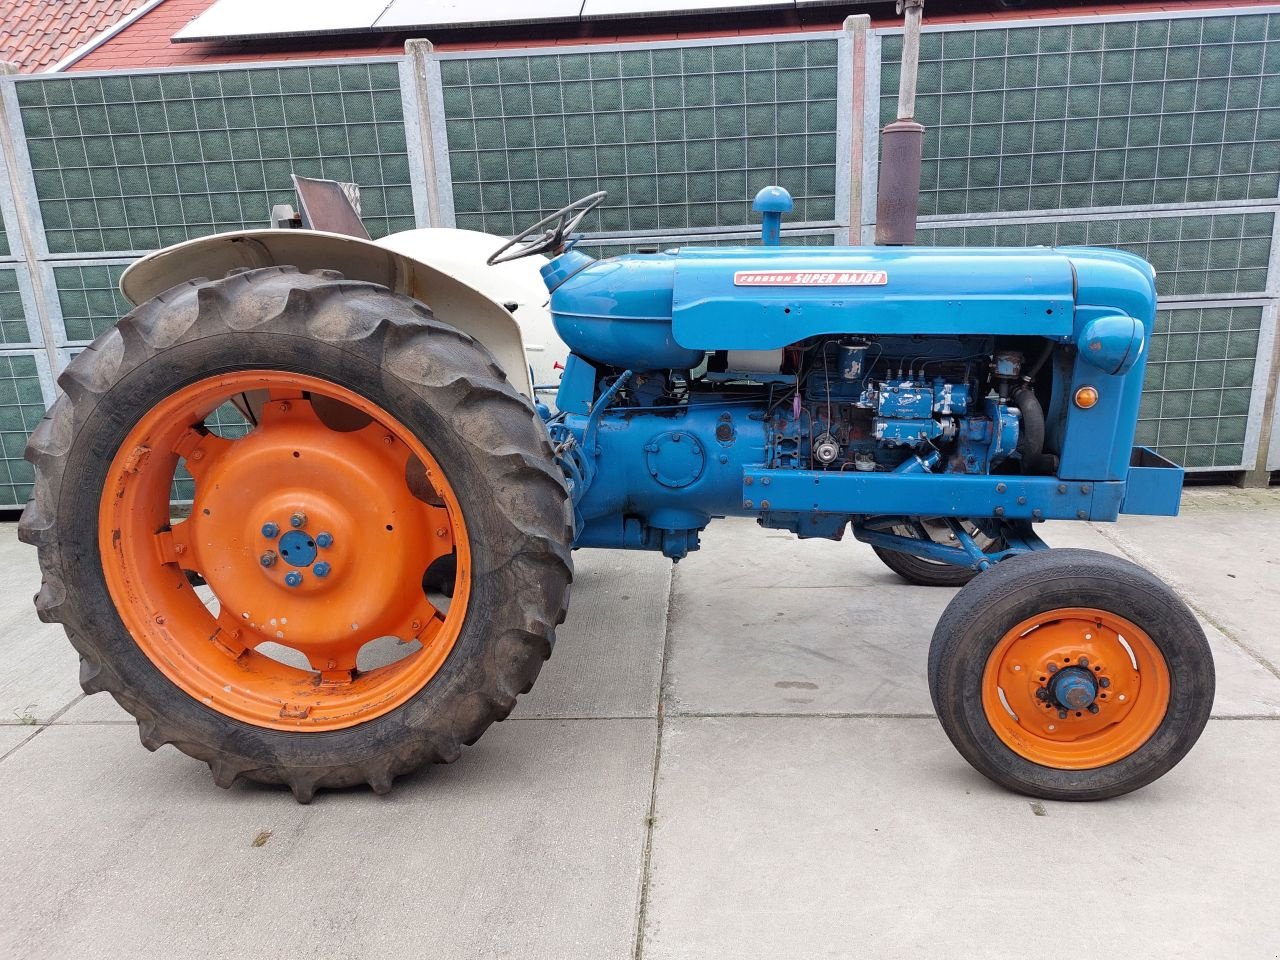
[172,0,390,41]
[375,0,586,29]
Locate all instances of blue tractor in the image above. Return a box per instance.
[20,187,1212,803]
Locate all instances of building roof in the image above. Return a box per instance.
[0,0,150,73]
[64,0,1259,73]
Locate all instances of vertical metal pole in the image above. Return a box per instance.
[874,0,925,246]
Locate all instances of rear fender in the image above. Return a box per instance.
[121,229,540,397]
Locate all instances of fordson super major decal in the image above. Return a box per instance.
[733,270,888,286]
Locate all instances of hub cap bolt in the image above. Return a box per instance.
[261,522,279,539]
[1088,704,1100,714]
[290,512,307,529]
[315,532,333,548]
[260,551,277,568]
[313,562,331,578]
[285,571,303,587]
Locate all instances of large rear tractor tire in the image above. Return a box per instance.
[928,549,1214,800]
[20,266,573,801]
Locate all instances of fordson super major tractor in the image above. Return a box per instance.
[19,183,1213,803]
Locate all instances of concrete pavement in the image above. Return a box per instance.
[2,487,1279,959]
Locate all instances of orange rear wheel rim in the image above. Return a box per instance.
[98,371,471,731]
[981,607,1170,769]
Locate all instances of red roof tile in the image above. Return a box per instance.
[0,0,150,73]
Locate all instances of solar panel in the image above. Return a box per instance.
[172,0,391,42]
[376,0,586,30]
[171,0,872,41]
[581,0,791,19]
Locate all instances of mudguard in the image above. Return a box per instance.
[121,228,564,398]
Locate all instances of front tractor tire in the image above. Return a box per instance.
[872,519,1005,587]
[19,266,573,801]
[928,549,1214,801]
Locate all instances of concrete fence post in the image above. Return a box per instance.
[842,15,869,246]
[402,39,455,229]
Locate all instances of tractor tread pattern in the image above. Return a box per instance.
[20,266,573,802]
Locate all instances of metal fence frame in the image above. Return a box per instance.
[0,8,1275,490]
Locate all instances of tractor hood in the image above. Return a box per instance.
[669,246,1078,349]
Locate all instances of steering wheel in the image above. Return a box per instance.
[487,192,608,265]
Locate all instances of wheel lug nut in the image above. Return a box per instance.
[260,551,277,568]
[1046,663,1059,674]
[285,571,303,587]
[315,531,333,548]
[1058,710,1068,720]
[290,513,307,529]
[1099,677,1110,688]
[1077,657,1089,668]
[261,521,279,539]
[1088,704,1100,714]
[1035,688,1049,701]
[313,562,331,578]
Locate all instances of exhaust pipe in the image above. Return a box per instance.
[875,0,925,246]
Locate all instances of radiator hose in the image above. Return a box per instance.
[1012,384,1059,475]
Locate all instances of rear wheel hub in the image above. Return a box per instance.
[99,371,470,729]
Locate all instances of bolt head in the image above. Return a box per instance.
[284,571,303,587]
[1058,710,1068,720]
[315,532,333,548]
[290,513,307,529]
[1099,677,1111,688]
[261,522,279,539]
[260,551,277,568]
[313,562,331,578]
[1088,704,1100,714]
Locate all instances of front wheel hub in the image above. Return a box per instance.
[980,607,1171,769]
[1047,666,1098,710]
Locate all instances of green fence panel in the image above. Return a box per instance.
[52,262,131,343]
[1135,304,1262,468]
[0,268,33,346]
[576,230,836,258]
[16,61,416,255]
[880,13,1280,217]
[917,211,1274,298]
[439,39,840,236]
[0,352,44,506]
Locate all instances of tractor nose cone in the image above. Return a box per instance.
[1049,666,1098,710]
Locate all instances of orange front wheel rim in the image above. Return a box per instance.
[98,371,471,731]
[981,607,1170,769]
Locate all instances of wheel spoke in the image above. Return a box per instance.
[303,646,359,685]
[211,610,250,659]
[172,428,234,480]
